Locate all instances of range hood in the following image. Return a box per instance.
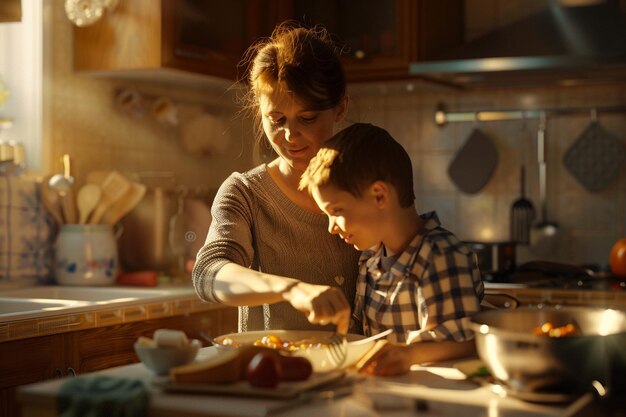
[409,0,626,88]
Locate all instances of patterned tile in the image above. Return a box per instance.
[145,302,172,319]
[122,306,148,322]
[94,309,123,327]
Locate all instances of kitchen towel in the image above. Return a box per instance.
[0,175,55,283]
[57,375,149,417]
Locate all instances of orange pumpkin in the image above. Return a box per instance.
[609,238,626,278]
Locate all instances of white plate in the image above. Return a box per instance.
[213,330,376,373]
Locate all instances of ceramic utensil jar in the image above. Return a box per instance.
[55,224,119,285]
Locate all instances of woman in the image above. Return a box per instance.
[192,22,360,334]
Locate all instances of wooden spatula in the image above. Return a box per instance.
[102,181,147,225]
[88,171,131,224]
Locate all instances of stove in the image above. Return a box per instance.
[482,261,626,292]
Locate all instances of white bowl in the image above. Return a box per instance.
[134,339,201,375]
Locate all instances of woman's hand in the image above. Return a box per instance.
[357,342,412,376]
[282,281,350,334]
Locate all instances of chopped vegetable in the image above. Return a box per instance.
[467,366,491,379]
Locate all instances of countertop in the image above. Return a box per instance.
[3,282,625,343]
[17,346,600,417]
[0,284,221,343]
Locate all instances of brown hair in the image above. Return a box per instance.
[238,21,346,144]
[300,123,416,208]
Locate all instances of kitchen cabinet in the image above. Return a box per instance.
[0,308,237,417]
[73,0,267,81]
[268,0,463,82]
[73,0,463,83]
[0,0,21,22]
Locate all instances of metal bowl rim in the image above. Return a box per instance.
[470,306,626,340]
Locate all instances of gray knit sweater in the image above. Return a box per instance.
[192,165,360,332]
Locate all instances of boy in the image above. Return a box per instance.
[300,123,484,376]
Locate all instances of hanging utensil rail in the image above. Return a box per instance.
[434,104,626,126]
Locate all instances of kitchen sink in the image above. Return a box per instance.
[0,285,196,322]
[0,298,90,315]
[0,286,180,302]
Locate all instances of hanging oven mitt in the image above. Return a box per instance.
[563,121,626,193]
[448,128,498,194]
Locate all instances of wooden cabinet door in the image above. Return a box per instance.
[71,309,238,374]
[74,0,265,80]
[161,0,266,80]
[73,0,162,72]
[268,0,463,82]
[280,0,412,80]
[0,334,69,417]
[0,333,68,389]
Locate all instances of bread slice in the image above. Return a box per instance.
[170,349,241,384]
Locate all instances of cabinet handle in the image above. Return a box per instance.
[175,48,209,61]
[354,50,366,59]
[66,367,77,377]
[54,368,63,378]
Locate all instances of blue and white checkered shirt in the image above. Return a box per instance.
[351,211,484,344]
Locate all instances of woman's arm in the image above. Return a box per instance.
[192,170,353,332]
[212,263,351,333]
[212,262,299,306]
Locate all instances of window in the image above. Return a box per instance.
[0,0,42,171]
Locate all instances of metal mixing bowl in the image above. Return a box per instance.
[470,306,626,395]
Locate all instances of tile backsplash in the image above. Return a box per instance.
[345,82,626,267]
[44,0,626,269]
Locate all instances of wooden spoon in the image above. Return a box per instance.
[77,184,102,224]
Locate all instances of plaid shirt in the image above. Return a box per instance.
[351,211,484,344]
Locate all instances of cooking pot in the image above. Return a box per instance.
[212,330,376,373]
[464,241,516,280]
[470,306,626,398]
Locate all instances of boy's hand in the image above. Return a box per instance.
[282,281,350,333]
[357,341,411,376]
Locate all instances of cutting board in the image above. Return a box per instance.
[153,370,345,399]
